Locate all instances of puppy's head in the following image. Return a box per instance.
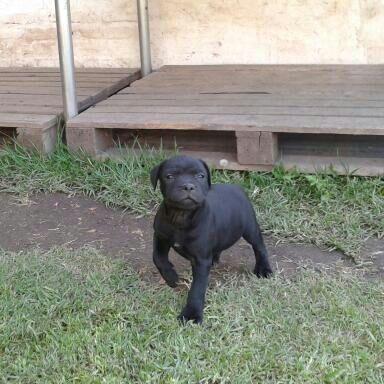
[150,155,211,210]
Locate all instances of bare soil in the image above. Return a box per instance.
[0,193,382,280]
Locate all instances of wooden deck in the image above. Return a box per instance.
[67,65,384,175]
[0,68,140,153]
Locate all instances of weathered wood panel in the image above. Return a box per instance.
[67,65,384,175]
[0,68,140,153]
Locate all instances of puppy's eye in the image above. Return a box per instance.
[197,173,205,179]
[166,174,174,180]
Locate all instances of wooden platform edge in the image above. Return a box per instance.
[16,120,60,154]
[0,69,141,154]
[66,117,384,136]
[95,148,384,177]
[64,126,384,176]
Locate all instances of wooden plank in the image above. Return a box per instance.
[236,131,278,165]
[100,147,384,176]
[85,104,384,117]
[0,96,64,106]
[0,67,140,154]
[77,71,141,112]
[67,112,384,135]
[281,155,384,177]
[125,84,384,95]
[140,81,384,89]
[132,76,384,87]
[131,83,384,91]
[0,113,57,129]
[0,105,62,114]
[100,147,272,172]
[139,67,384,76]
[151,69,384,77]
[0,87,96,96]
[127,67,384,109]
[129,81,384,90]
[98,97,384,108]
[279,133,384,157]
[17,124,58,154]
[0,69,140,108]
[0,81,118,88]
[143,80,384,89]
[119,89,384,99]
[66,127,114,155]
[0,86,66,95]
[0,86,120,95]
[0,73,131,80]
[111,129,236,153]
[0,96,94,108]
[130,72,384,83]
[135,70,384,84]
[159,64,384,71]
[114,91,384,102]
[0,67,137,74]
[177,149,268,170]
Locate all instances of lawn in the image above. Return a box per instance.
[0,144,383,261]
[1,146,383,382]
[1,247,383,383]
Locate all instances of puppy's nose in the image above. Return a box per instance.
[183,183,195,191]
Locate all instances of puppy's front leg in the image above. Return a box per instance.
[179,258,212,324]
[153,234,179,288]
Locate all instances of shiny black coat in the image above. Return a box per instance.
[151,156,272,324]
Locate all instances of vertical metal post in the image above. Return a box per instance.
[54,0,78,119]
[137,0,152,76]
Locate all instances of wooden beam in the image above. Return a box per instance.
[236,131,278,165]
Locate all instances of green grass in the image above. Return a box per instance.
[0,247,383,383]
[0,144,383,260]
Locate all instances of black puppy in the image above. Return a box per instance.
[151,155,272,324]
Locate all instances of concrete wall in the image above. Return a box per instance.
[1,0,384,68]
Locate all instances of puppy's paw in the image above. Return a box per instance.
[254,263,273,278]
[178,306,203,325]
[162,268,179,288]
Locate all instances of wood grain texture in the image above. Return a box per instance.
[68,112,384,135]
[100,147,384,176]
[66,65,384,174]
[0,113,57,129]
[236,131,278,165]
[69,65,384,135]
[0,67,140,153]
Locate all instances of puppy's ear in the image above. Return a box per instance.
[150,162,163,190]
[199,159,211,187]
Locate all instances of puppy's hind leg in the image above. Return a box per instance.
[153,234,179,287]
[243,218,273,278]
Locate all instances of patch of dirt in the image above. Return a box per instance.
[0,193,382,280]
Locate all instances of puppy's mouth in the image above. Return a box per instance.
[165,194,203,209]
[182,196,197,203]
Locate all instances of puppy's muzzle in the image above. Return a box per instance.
[181,183,195,191]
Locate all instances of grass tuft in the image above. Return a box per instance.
[0,247,383,383]
[0,144,383,259]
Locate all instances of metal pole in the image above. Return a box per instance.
[137,0,152,76]
[54,0,78,119]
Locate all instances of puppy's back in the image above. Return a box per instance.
[205,184,257,249]
[207,184,255,218]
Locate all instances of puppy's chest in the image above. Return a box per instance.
[172,235,188,252]
[171,234,196,261]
